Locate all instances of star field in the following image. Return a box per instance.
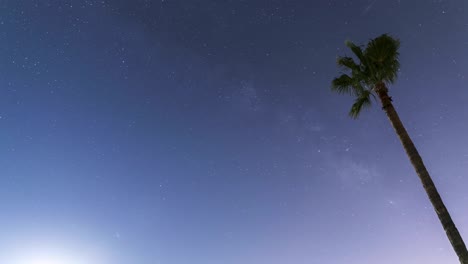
[1,1,468,263]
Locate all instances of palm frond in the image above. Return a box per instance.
[345,40,378,83]
[364,34,400,83]
[331,74,356,95]
[366,34,400,61]
[345,41,365,63]
[349,90,372,119]
[337,56,360,72]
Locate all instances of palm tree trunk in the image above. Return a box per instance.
[377,84,468,263]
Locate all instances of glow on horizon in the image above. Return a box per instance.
[12,250,78,264]
[2,242,108,264]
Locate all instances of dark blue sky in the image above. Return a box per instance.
[1,1,468,263]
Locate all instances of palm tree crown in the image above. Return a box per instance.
[331,34,400,118]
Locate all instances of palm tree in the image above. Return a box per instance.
[331,34,468,263]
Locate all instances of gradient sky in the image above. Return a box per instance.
[1,0,468,263]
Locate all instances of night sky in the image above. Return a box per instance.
[1,1,468,263]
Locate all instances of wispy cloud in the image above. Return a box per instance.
[334,158,383,190]
[227,81,264,113]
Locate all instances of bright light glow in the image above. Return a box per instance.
[15,250,74,264]
[9,248,85,264]
[2,243,107,264]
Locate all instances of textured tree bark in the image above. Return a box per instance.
[376,83,468,264]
